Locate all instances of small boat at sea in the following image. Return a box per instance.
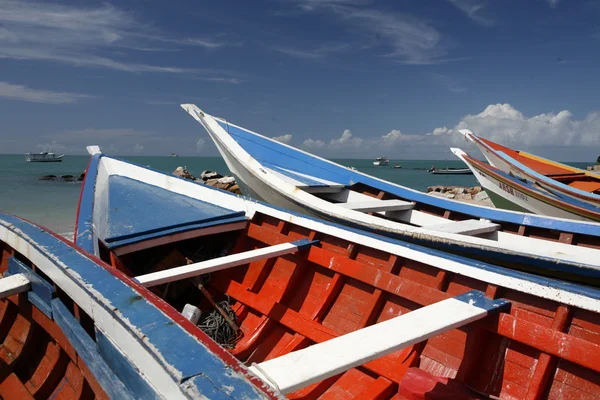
[25,151,64,162]
[373,156,389,166]
[452,147,600,222]
[181,104,600,282]
[74,145,600,398]
[0,212,268,398]
[461,129,600,206]
[428,167,472,175]
[394,165,402,169]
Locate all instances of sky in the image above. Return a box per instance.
[1,0,600,160]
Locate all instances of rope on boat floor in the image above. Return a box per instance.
[197,295,243,349]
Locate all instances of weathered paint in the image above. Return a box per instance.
[0,212,278,399]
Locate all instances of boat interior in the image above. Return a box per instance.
[0,241,105,399]
[93,200,600,399]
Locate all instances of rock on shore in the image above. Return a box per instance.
[172,167,242,195]
[427,185,494,207]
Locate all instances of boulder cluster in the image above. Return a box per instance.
[427,185,493,207]
[172,167,242,195]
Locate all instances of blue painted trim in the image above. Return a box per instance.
[454,290,511,312]
[28,292,53,319]
[218,119,600,236]
[262,162,341,187]
[76,153,102,254]
[52,298,135,399]
[7,257,54,304]
[0,212,270,399]
[95,327,161,400]
[7,257,55,318]
[292,238,319,250]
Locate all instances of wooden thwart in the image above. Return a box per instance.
[0,273,31,299]
[339,199,415,213]
[425,219,501,235]
[249,291,509,394]
[135,239,318,288]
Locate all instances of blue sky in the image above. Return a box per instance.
[1,0,600,160]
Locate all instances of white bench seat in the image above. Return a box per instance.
[0,273,30,299]
[425,219,501,236]
[338,199,415,213]
[135,239,318,288]
[249,291,509,394]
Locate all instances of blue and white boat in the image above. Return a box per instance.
[181,104,600,282]
[69,145,600,399]
[0,211,273,399]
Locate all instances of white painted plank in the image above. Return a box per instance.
[249,292,508,394]
[135,240,315,288]
[0,273,30,298]
[425,219,500,235]
[339,199,415,212]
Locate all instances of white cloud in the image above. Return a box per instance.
[287,1,452,65]
[303,138,325,148]
[449,104,600,147]
[0,0,241,79]
[133,144,144,153]
[273,134,293,144]
[446,0,493,26]
[268,42,349,59]
[196,138,206,152]
[432,127,451,136]
[330,129,363,148]
[0,81,94,104]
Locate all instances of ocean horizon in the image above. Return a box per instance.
[0,154,590,238]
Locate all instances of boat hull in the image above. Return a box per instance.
[463,130,600,207]
[454,149,598,221]
[181,104,600,282]
[75,150,600,400]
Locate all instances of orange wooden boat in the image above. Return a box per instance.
[73,148,600,399]
[461,129,600,205]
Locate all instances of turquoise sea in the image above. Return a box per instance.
[0,154,590,237]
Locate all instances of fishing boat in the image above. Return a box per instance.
[428,167,472,175]
[0,211,271,398]
[73,146,600,399]
[461,129,600,206]
[452,147,600,222]
[373,157,389,166]
[25,151,64,162]
[180,104,600,282]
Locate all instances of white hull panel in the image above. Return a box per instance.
[181,104,600,272]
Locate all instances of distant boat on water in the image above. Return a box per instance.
[25,151,64,162]
[373,156,389,166]
[169,153,179,157]
[428,167,472,175]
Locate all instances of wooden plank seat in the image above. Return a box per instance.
[135,239,319,288]
[248,291,509,394]
[0,274,30,299]
[98,176,249,255]
[425,219,501,236]
[338,199,415,213]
